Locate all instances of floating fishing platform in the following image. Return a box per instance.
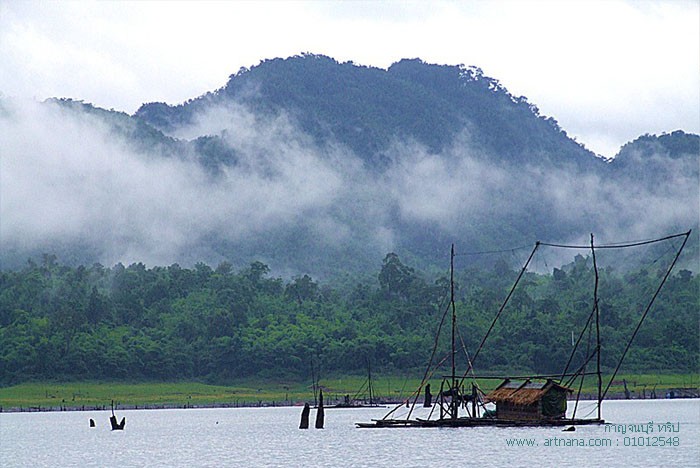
[357,231,691,429]
[356,417,603,428]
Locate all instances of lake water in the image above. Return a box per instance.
[1,400,698,467]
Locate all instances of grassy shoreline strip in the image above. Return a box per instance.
[1,374,697,412]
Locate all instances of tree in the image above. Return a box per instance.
[378,253,418,300]
[285,275,318,303]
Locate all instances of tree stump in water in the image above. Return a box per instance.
[315,389,325,429]
[423,384,432,407]
[110,415,126,430]
[110,401,126,430]
[299,403,310,429]
[623,379,631,399]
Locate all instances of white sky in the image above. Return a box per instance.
[0,0,698,158]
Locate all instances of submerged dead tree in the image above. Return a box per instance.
[110,400,125,430]
[315,389,324,429]
[299,403,310,429]
[423,384,432,407]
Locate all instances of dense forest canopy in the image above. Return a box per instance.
[1,242,696,385]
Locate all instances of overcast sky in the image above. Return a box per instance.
[1,0,698,158]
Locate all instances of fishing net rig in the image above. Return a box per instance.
[375,229,692,424]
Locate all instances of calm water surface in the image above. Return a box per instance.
[1,400,698,467]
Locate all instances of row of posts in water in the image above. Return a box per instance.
[3,400,290,413]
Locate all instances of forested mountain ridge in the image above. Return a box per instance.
[1,54,697,275]
[609,130,699,186]
[135,54,599,169]
[614,130,699,162]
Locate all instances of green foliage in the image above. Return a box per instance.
[0,253,697,386]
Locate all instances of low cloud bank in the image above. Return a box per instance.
[1,99,696,272]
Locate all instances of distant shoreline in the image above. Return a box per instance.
[0,401,297,414]
[3,391,698,414]
[2,376,697,414]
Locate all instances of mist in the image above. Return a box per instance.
[1,98,697,274]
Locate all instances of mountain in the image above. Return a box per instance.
[610,130,699,185]
[1,55,697,276]
[135,54,600,170]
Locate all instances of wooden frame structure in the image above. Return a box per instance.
[357,230,691,428]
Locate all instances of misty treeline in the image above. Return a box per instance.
[1,251,697,385]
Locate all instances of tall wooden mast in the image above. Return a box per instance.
[590,234,602,420]
[450,243,457,419]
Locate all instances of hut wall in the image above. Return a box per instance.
[496,401,540,420]
[540,388,567,418]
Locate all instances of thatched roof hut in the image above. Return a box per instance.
[485,379,571,420]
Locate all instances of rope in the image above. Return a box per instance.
[459,242,540,385]
[571,323,593,419]
[602,230,691,400]
[539,231,689,250]
[383,294,452,421]
[454,244,532,256]
[560,304,596,382]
